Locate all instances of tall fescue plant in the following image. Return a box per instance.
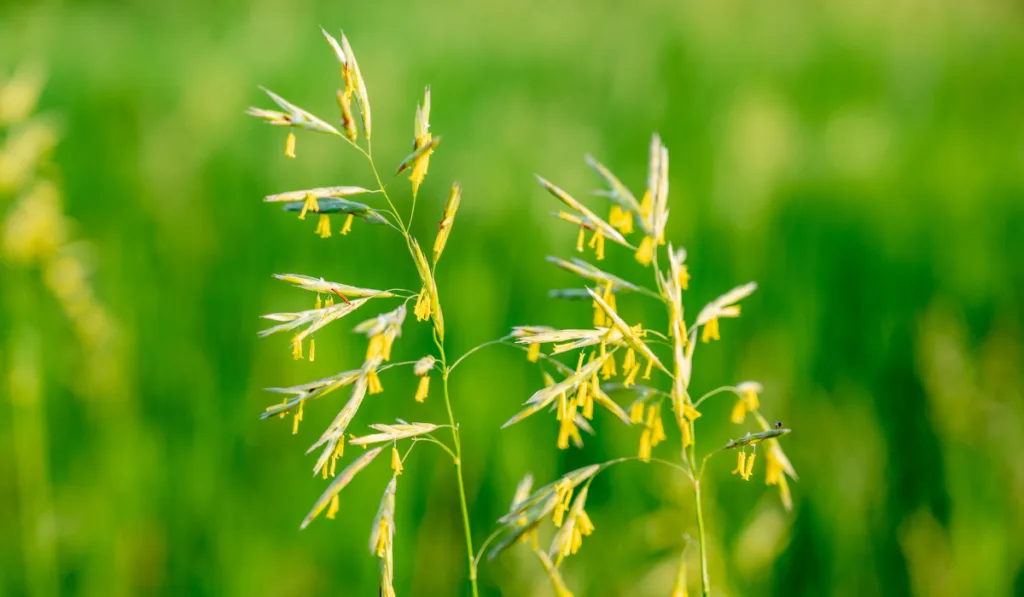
[250,29,795,597]
[249,29,480,597]
[488,136,797,596]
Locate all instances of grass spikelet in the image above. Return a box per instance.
[262,368,362,418]
[320,27,348,69]
[258,297,373,346]
[272,273,394,298]
[255,87,341,136]
[396,135,442,177]
[307,377,370,475]
[411,239,443,339]
[370,477,397,596]
[546,256,656,297]
[301,446,383,529]
[409,86,432,197]
[549,485,593,565]
[536,175,633,250]
[433,182,461,264]
[339,32,371,138]
[501,355,610,429]
[587,287,667,374]
[350,422,440,446]
[264,186,375,202]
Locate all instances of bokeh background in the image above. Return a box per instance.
[2,0,1023,595]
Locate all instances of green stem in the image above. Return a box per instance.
[693,386,741,409]
[359,140,478,597]
[688,427,711,596]
[439,345,480,597]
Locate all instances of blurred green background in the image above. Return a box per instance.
[2,0,1023,595]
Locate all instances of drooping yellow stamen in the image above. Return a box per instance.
[577,509,594,536]
[326,494,340,519]
[629,401,644,424]
[600,347,617,379]
[291,399,304,435]
[329,442,344,478]
[315,214,332,238]
[526,343,541,363]
[557,406,576,450]
[415,375,430,403]
[743,452,756,480]
[308,338,316,362]
[609,205,633,234]
[678,264,690,290]
[638,428,652,462]
[642,359,654,380]
[552,485,573,527]
[645,405,657,428]
[576,226,586,252]
[315,295,322,309]
[603,283,616,312]
[701,317,720,343]
[623,364,640,388]
[391,445,403,475]
[682,403,701,421]
[593,299,606,328]
[285,131,296,158]
[651,411,666,446]
[367,369,383,394]
[414,288,431,321]
[291,336,303,360]
[306,192,321,217]
[588,229,605,260]
[622,347,636,373]
[325,295,335,307]
[732,451,747,477]
[681,420,693,448]
[579,380,593,420]
[340,213,354,235]
[635,235,655,266]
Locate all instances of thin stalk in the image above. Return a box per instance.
[449,335,513,372]
[693,386,740,409]
[358,143,479,596]
[688,425,710,596]
[439,344,480,597]
[652,243,709,593]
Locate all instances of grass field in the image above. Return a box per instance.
[1,1,1023,595]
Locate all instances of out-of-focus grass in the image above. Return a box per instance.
[0,0,1022,595]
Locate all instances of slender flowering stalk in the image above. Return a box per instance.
[250,28,480,597]
[491,134,797,596]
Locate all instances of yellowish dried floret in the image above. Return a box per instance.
[414,375,430,402]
